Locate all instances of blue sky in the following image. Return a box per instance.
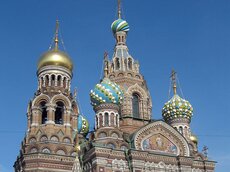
[0,0,229,171]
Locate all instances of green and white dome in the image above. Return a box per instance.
[162,94,193,123]
[111,18,129,34]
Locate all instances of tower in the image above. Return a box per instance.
[14,21,79,172]
[105,0,152,134]
[162,70,199,154]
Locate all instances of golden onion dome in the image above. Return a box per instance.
[37,49,73,71]
[190,134,198,145]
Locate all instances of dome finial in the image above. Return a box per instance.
[171,69,177,95]
[54,19,59,50]
[103,51,109,78]
[118,0,121,19]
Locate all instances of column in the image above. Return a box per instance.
[55,75,58,86]
[61,77,64,87]
[64,108,71,127]
[46,103,55,124]
[48,75,51,86]
[114,114,116,127]
[108,113,111,126]
[43,77,46,87]
[102,113,105,127]
[39,78,42,89]
[97,114,100,128]
[117,114,120,127]
[31,107,41,127]
[65,79,68,89]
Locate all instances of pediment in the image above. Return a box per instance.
[132,121,190,156]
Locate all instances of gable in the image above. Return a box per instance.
[132,121,190,156]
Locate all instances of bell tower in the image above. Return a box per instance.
[14,21,79,172]
[105,0,152,134]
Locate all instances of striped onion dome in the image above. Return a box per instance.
[111,18,129,34]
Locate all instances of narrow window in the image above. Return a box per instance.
[40,101,47,124]
[45,75,49,86]
[51,74,55,86]
[104,113,109,126]
[115,58,120,70]
[124,59,127,70]
[55,102,64,124]
[128,58,132,70]
[132,93,140,118]
[57,75,61,86]
[179,126,183,134]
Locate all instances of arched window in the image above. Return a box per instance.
[42,148,51,154]
[104,112,109,126]
[51,74,55,86]
[179,126,183,134]
[30,148,38,153]
[57,75,61,86]
[132,93,140,118]
[56,149,65,155]
[50,136,59,142]
[29,137,36,144]
[63,137,71,143]
[40,135,48,142]
[55,101,64,124]
[45,75,49,86]
[40,101,47,124]
[124,58,127,70]
[107,143,115,149]
[115,58,120,70]
[128,58,132,70]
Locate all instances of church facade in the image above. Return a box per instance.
[14,2,216,172]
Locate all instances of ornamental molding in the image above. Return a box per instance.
[32,93,51,106]
[50,93,71,108]
[126,83,148,99]
[133,121,190,156]
[112,158,127,170]
[37,65,72,78]
[94,103,119,112]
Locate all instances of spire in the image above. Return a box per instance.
[54,20,59,50]
[103,52,109,78]
[118,0,121,19]
[171,69,177,95]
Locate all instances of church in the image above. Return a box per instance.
[14,1,216,172]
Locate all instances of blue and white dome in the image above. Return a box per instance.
[90,78,123,107]
[77,115,89,134]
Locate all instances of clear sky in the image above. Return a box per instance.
[0,0,229,171]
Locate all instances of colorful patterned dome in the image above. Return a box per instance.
[77,115,89,135]
[90,78,123,107]
[162,94,193,123]
[111,18,129,34]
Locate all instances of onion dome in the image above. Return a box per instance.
[162,94,193,123]
[90,78,123,107]
[38,49,73,71]
[190,134,198,145]
[77,115,89,135]
[111,18,129,34]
